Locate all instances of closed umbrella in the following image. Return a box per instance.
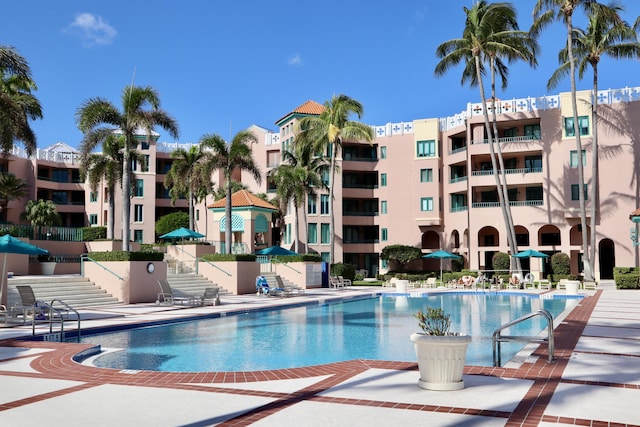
[0,235,49,306]
[423,250,462,282]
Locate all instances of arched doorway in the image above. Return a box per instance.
[421,230,440,249]
[599,239,615,280]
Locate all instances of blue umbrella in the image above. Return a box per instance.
[160,227,205,240]
[423,250,462,282]
[0,235,48,306]
[254,246,298,256]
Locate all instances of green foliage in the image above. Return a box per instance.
[271,254,322,263]
[88,251,164,261]
[82,226,107,241]
[202,253,257,262]
[381,244,423,270]
[415,307,451,336]
[155,212,190,237]
[551,253,570,275]
[613,267,640,289]
[492,252,510,271]
[331,263,356,281]
[22,199,61,226]
[451,256,464,272]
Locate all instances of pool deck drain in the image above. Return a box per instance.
[1,285,639,426]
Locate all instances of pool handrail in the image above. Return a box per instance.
[80,254,124,281]
[196,257,232,277]
[492,309,554,367]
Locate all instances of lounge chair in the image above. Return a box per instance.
[338,276,352,288]
[537,279,551,290]
[556,279,567,290]
[422,277,437,288]
[201,287,221,306]
[276,276,304,295]
[582,281,597,290]
[523,273,536,290]
[156,280,199,306]
[256,275,270,296]
[0,305,11,323]
[507,276,520,289]
[15,285,48,323]
[330,276,344,289]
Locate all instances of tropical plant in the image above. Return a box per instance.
[164,144,214,231]
[200,131,261,254]
[532,0,622,281]
[492,251,511,271]
[415,307,453,336]
[546,2,640,279]
[294,94,374,264]
[155,211,190,237]
[0,45,42,156]
[0,172,29,220]
[212,179,247,200]
[381,244,423,271]
[22,199,61,226]
[551,252,571,275]
[435,1,537,273]
[76,85,179,250]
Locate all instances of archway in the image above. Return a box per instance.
[514,225,530,246]
[538,224,561,246]
[569,224,590,246]
[599,238,615,280]
[478,226,499,247]
[451,230,460,249]
[421,230,440,249]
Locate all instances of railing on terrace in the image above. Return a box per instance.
[471,167,542,176]
[449,176,468,184]
[0,224,84,241]
[471,135,540,145]
[472,200,543,208]
[343,239,379,244]
[209,241,249,255]
[343,184,378,189]
[343,156,378,162]
[343,211,379,216]
[450,206,469,213]
[449,146,467,155]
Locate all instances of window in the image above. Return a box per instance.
[133,230,143,243]
[267,151,280,167]
[381,259,388,269]
[285,224,291,244]
[526,186,543,201]
[321,252,330,263]
[380,173,387,187]
[90,192,98,202]
[381,200,387,214]
[52,191,67,204]
[564,116,589,137]
[321,224,330,244]
[381,228,388,241]
[571,184,588,201]
[420,197,434,211]
[416,140,436,157]
[525,155,542,171]
[308,223,318,244]
[320,194,329,215]
[570,150,587,168]
[196,210,199,221]
[380,146,387,159]
[420,168,433,182]
[321,169,330,186]
[307,195,317,214]
[135,179,144,197]
[504,127,517,137]
[134,204,143,222]
[524,124,541,139]
[89,214,98,225]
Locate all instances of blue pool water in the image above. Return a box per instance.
[79,293,580,372]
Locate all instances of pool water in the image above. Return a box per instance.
[79,293,580,372]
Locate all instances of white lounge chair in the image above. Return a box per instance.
[156,280,199,306]
[201,287,220,306]
[557,279,567,290]
[338,276,352,288]
[582,281,597,290]
[523,273,536,289]
[422,277,437,288]
[537,279,551,290]
[330,276,344,289]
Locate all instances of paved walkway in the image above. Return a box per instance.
[0,284,639,426]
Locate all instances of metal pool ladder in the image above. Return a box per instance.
[492,309,554,367]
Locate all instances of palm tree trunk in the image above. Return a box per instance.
[489,58,521,273]
[188,187,194,231]
[566,16,593,281]
[108,188,115,240]
[121,138,131,251]
[328,141,337,265]
[225,176,232,254]
[589,65,599,277]
[294,203,300,253]
[475,55,516,272]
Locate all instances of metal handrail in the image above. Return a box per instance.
[272,258,301,274]
[492,309,554,367]
[50,299,81,342]
[30,299,80,342]
[80,254,124,281]
[196,257,232,277]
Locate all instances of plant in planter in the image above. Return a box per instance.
[410,307,471,391]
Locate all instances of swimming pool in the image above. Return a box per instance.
[79,293,580,372]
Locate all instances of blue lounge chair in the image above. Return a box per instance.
[256,275,270,296]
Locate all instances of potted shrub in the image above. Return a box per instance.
[410,307,471,391]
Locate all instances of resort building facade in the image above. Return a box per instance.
[2,86,639,280]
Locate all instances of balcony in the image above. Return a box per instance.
[471,135,540,145]
[471,167,542,177]
[471,200,543,208]
[449,176,468,184]
[450,206,469,213]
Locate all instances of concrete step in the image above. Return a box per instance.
[166,273,230,296]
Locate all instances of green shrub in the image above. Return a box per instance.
[88,251,164,261]
[451,256,464,272]
[492,252,510,271]
[155,212,190,237]
[331,263,356,281]
[81,226,107,241]
[271,254,322,263]
[551,253,570,275]
[380,244,423,271]
[202,254,257,262]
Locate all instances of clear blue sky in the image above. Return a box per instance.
[4,1,640,149]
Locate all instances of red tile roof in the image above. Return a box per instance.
[208,190,278,211]
[630,208,640,219]
[274,100,324,124]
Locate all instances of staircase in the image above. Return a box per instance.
[166,273,230,298]
[260,272,299,290]
[6,275,121,309]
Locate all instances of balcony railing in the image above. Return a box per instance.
[472,200,543,208]
[450,206,469,213]
[471,135,540,145]
[343,239,379,244]
[471,167,542,176]
[343,184,378,189]
[343,156,378,162]
[449,176,468,184]
[343,211,379,216]
[449,146,467,155]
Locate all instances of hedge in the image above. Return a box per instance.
[88,251,164,262]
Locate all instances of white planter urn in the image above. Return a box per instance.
[410,333,471,391]
[565,280,580,295]
[396,279,408,293]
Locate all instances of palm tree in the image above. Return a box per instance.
[0,45,42,156]
[164,144,214,231]
[294,94,374,264]
[0,173,29,221]
[200,131,261,254]
[547,2,640,276]
[22,199,62,227]
[435,1,534,271]
[76,85,179,250]
[532,0,623,281]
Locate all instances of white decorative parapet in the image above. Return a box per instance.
[265,132,280,145]
[156,141,199,153]
[372,122,414,138]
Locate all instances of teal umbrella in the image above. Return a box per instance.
[0,235,49,306]
[254,246,298,256]
[513,249,549,276]
[160,227,205,240]
[423,250,462,282]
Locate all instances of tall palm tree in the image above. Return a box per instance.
[532,0,622,281]
[76,85,179,250]
[0,172,29,221]
[294,94,374,264]
[164,144,214,231]
[435,1,533,271]
[0,45,42,156]
[80,134,139,240]
[200,131,261,254]
[22,199,62,227]
[547,2,640,275]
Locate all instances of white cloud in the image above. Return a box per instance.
[287,53,302,66]
[64,13,117,46]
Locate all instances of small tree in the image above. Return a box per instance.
[155,211,189,238]
[381,244,423,271]
[492,252,511,272]
[551,252,571,275]
[22,199,61,226]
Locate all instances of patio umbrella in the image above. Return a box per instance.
[254,246,298,256]
[0,235,48,306]
[423,250,462,282]
[160,227,205,240]
[512,249,549,276]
